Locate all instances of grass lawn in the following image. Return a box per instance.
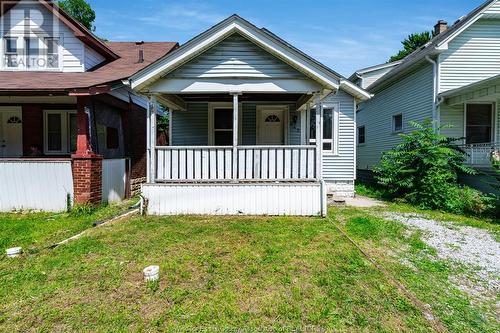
[332,205,499,333]
[1,212,434,332]
[0,200,136,254]
[1,201,497,332]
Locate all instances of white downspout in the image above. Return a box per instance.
[425,55,440,130]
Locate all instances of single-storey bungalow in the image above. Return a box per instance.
[127,15,371,216]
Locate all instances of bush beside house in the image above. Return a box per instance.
[373,120,495,217]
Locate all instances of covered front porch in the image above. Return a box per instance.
[0,93,137,211]
[440,75,500,168]
[143,92,327,216]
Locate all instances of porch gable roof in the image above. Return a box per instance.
[441,73,500,105]
[128,15,371,101]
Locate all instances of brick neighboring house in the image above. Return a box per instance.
[0,0,178,211]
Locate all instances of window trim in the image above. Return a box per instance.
[43,110,77,155]
[392,113,403,133]
[357,125,366,145]
[208,102,242,146]
[464,102,495,144]
[307,103,340,155]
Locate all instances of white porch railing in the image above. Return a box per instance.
[458,142,499,167]
[155,146,317,182]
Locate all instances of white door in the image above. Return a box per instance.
[0,108,23,158]
[258,108,285,145]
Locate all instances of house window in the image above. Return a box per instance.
[45,38,59,69]
[213,108,233,146]
[2,37,60,70]
[466,104,493,144]
[4,37,18,68]
[44,110,77,154]
[392,114,403,132]
[26,38,41,69]
[309,107,339,153]
[358,126,366,144]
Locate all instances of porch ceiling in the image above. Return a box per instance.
[160,93,304,103]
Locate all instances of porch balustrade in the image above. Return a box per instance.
[155,145,317,182]
[458,142,499,167]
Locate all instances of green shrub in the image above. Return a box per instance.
[69,204,97,217]
[374,120,483,214]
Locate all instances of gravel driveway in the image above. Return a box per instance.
[382,212,500,297]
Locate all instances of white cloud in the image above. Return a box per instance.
[137,3,225,31]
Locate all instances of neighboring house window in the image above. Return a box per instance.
[26,38,41,69]
[309,106,339,154]
[358,126,366,144]
[392,114,403,132]
[44,110,77,154]
[213,108,233,146]
[45,37,60,69]
[466,104,493,144]
[4,37,18,68]
[3,37,60,70]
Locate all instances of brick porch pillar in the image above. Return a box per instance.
[72,96,103,205]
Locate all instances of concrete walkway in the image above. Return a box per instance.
[329,195,386,208]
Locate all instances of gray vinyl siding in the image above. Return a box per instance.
[168,33,308,79]
[323,90,356,181]
[357,64,434,170]
[360,66,397,89]
[172,102,301,146]
[439,19,500,93]
[171,103,209,146]
[242,104,257,145]
[440,104,465,139]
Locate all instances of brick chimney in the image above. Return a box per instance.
[434,20,448,36]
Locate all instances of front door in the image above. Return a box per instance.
[0,107,23,158]
[466,104,493,144]
[258,107,285,145]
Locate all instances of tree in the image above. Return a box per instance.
[374,120,485,214]
[389,32,432,62]
[58,0,96,31]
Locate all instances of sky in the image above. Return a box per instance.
[91,0,485,77]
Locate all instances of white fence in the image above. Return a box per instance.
[0,160,73,212]
[459,142,499,167]
[102,159,128,203]
[155,146,317,182]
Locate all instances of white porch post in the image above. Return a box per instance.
[148,95,158,184]
[146,96,152,183]
[315,93,323,180]
[231,92,240,180]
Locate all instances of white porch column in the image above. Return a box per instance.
[315,93,323,181]
[147,95,158,184]
[146,97,152,183]
[231,92,241,180]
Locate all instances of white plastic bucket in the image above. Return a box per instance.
[6,247,22,258]
[143,265,160,282]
